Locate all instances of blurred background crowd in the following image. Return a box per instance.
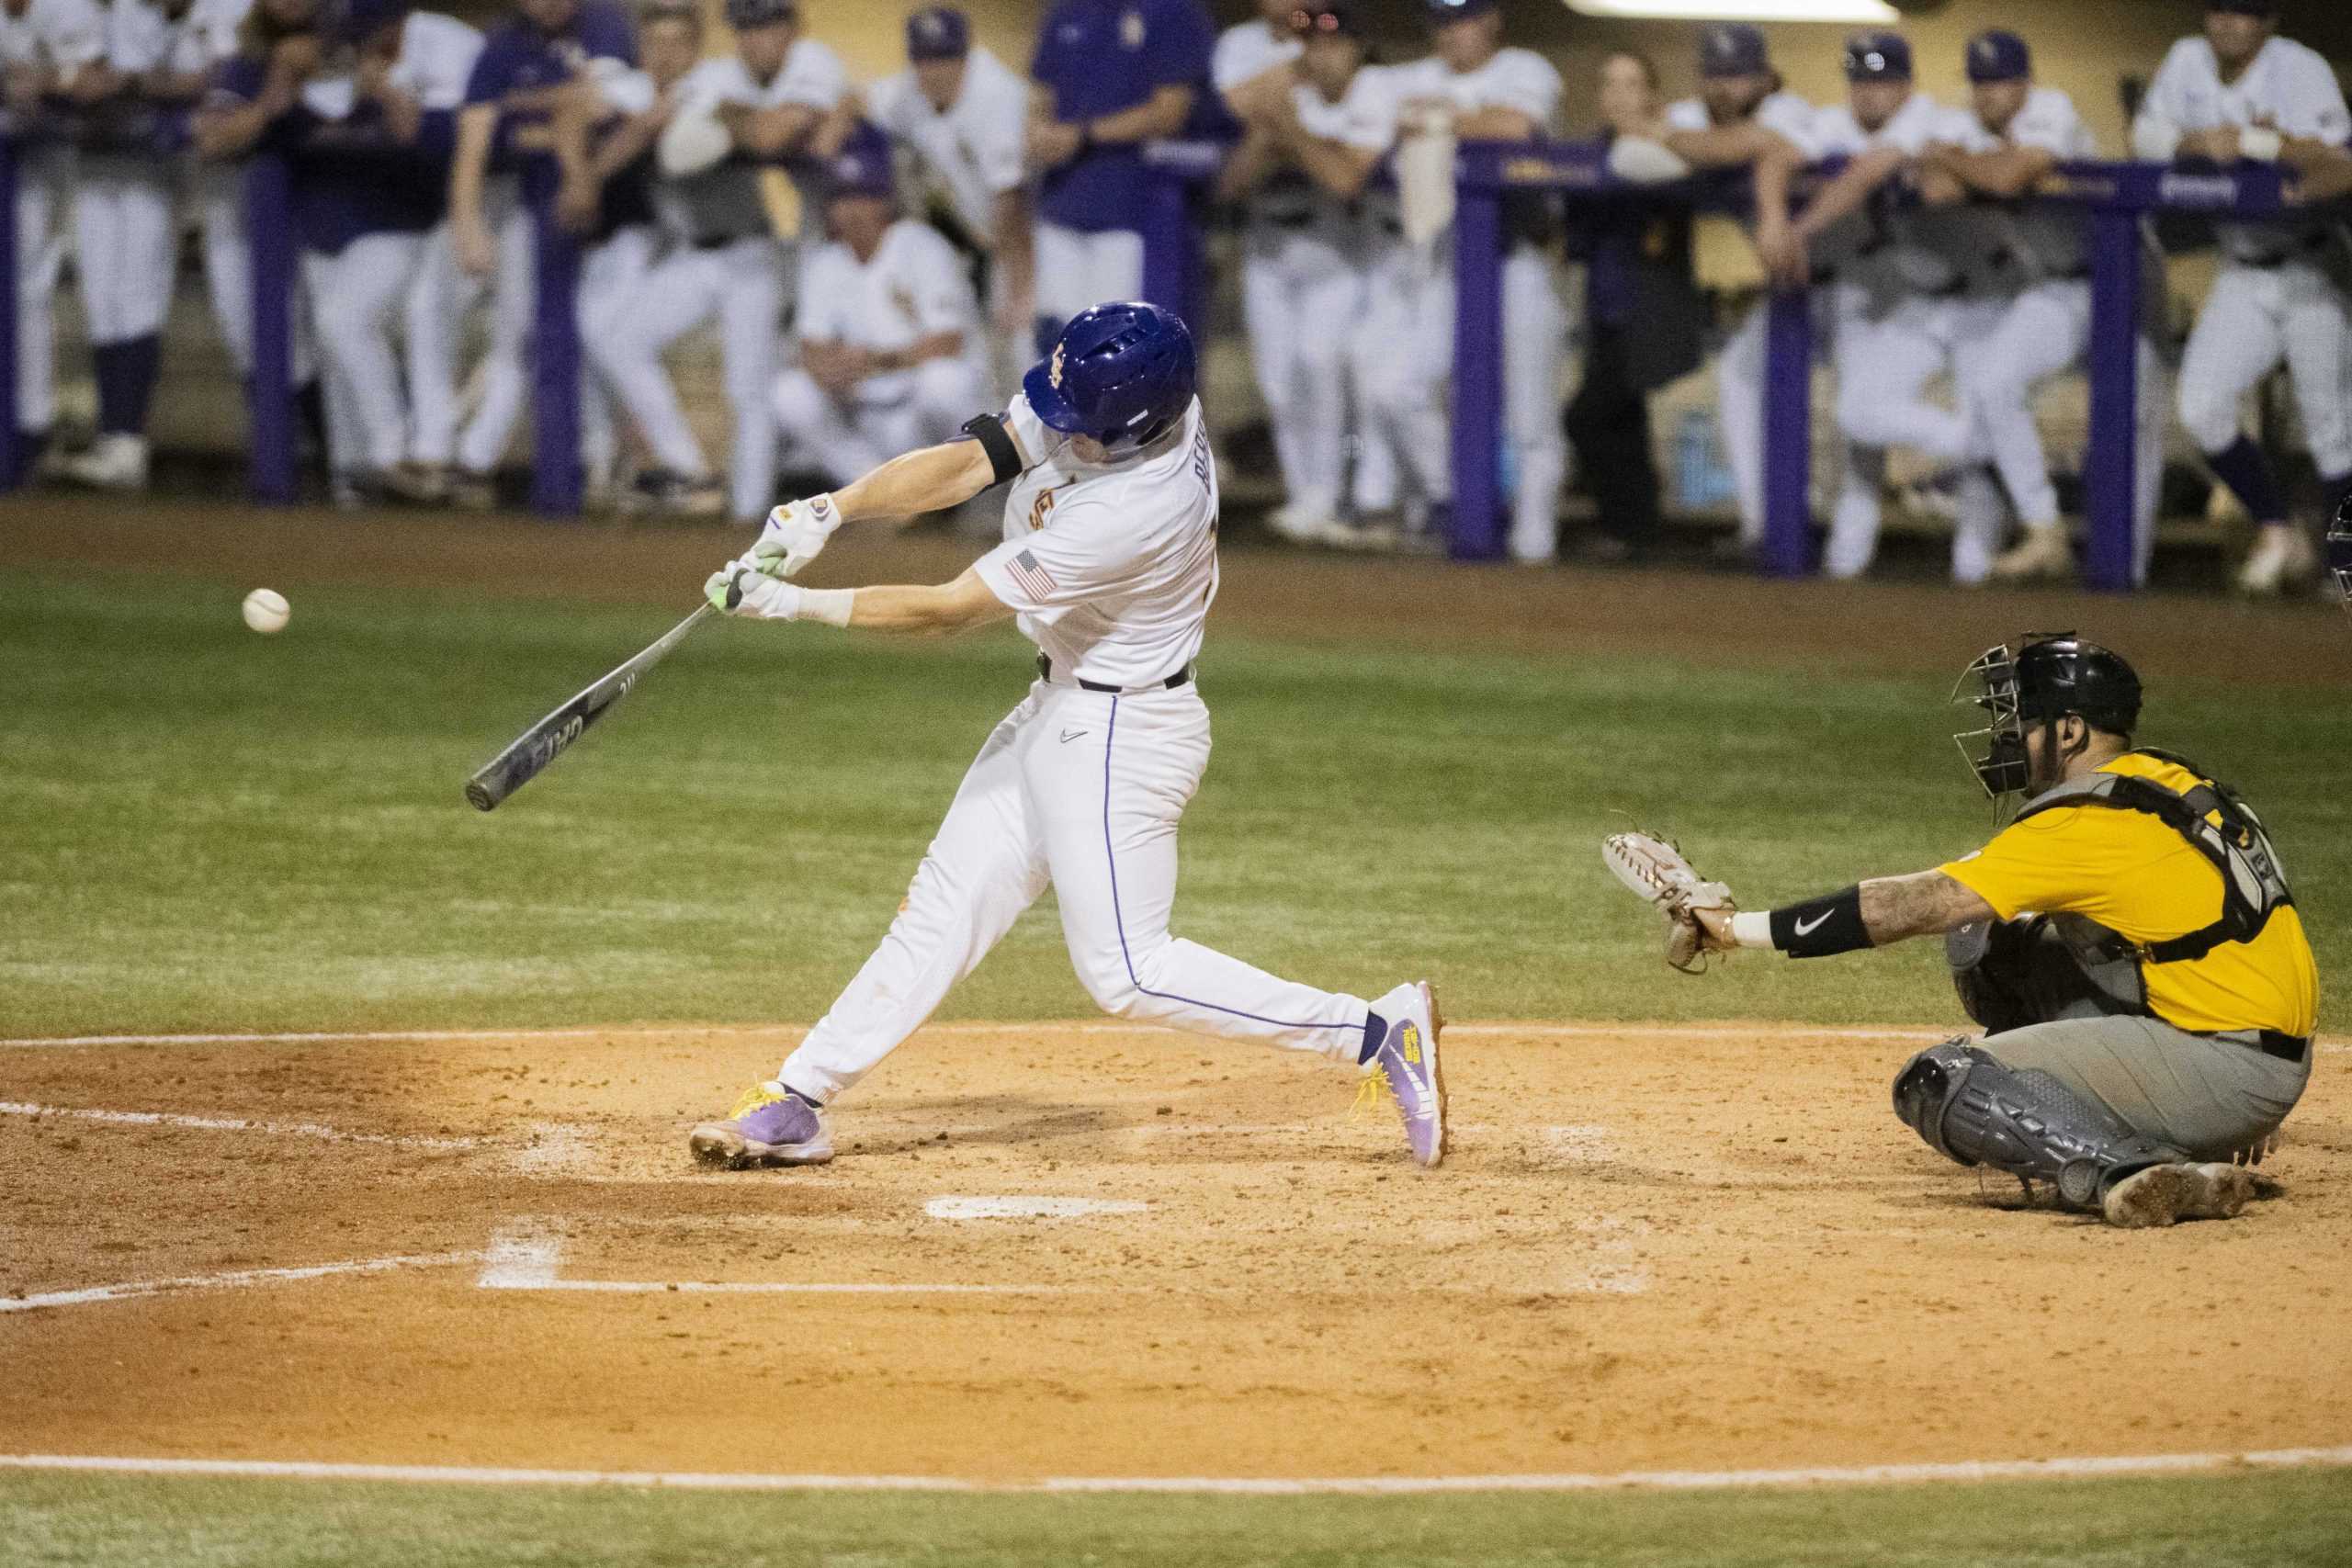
[4,0,2350,597]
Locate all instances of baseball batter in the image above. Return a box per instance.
[686,299,1445,1171]
[2133,0,2352,595]
[1611,636,2317,1229]
[589,0,842,524]
[770,131,986,487]
[4,0,108,462]
[1916,33,2166,586]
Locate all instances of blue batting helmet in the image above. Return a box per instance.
[1023,302,1196,453]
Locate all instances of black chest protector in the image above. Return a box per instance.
[2011,750,2295,1016]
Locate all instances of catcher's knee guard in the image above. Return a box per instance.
[1891,1041,2175,1210]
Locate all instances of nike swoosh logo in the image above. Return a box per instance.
[1793,911,1831,937]
[1059,728,1087,744]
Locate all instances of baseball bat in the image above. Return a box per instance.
[464,602,718,812]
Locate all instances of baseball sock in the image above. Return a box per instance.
[2204,435,2287,526]
[1359,1011,1388,1065]
[117,333,162,436]
[91,343,128,436]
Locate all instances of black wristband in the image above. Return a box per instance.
[1769,885,1871,958]
[960,413,1022,486]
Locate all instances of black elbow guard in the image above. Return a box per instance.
[960,414,1022,487]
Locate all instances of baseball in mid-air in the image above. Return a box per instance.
[242,588,290,635]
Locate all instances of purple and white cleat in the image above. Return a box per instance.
[689,1080,835,1169]
[1362,981,1447,1168]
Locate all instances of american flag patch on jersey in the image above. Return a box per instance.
[1007,549,1058,600]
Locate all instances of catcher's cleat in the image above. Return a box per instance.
[2101,1162,2255,1229]
[1356,981,1447,1168]
[689,1080,835,1169]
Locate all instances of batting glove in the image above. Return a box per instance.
[705,560,802,620]
[747,493,842,581]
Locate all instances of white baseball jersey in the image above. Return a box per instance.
[863,44,1027,243]
[1954,85,2098,283]
[1,0,107,75]
[1384,46,1560,130]
[299,11,480,121]
[661,39,846,244]
[2135,34,2351,261]
[105,0,241,76]
[1210,17,1296,94]
[975,394,1217,689]
[1663,88,1818,152]
[1810,90,1978,293]
[796,218,981,403]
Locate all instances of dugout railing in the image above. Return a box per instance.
[1452,142,2324,592]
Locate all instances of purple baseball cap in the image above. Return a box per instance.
[1843,30,1912,83]
[906,6,968,61]
[1965,30,2030,84]
[2206,1,2276,15]
[826,122,897,201]
[1698,22,1768,79]
[722,0,795,29]
[337,0,412,42]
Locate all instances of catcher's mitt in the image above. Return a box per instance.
[1602,831,1736,974]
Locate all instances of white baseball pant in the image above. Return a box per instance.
[197,167,316,385]
[1033,221,1142,344]
[402,225,473,468]
[592,234,785,521]
[1828,290,2007,582]
[777,679,1372,1105]
[71,159,176,346]
[1714,291,1842,548]
[455,203,632,484]
[1239,224,1363,522]
[2176,257,2352,477]
[1349,238,1452,512]
[303,232,429,473]
[11,152,69,433]
[772,355,988,488]
[1969,278,2167,583]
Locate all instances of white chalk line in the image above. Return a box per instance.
[925,1195,1150,1221]
[0,1100,479,1152]
[1,1253,482,1314]
[474,1224,1082,1298]
[3,1446,2348,1495]
[0,1021,1967,1049]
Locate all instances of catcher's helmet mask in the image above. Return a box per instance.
[1952,634,2143,811]
[2327,492,2352,615]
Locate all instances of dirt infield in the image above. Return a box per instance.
[6,1021,2348,1483]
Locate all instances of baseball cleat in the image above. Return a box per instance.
[1991,525,2073,582]
[1359,981,1447,1168]
[2100,1161,2255,1229]
[60,434,149,491]
[689,1080,835,1169]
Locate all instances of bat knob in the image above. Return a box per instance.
[725,568,747,613]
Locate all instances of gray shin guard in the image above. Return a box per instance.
[1891,1041,2175,1209]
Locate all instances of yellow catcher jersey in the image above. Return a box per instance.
[1939,752,2318,1037]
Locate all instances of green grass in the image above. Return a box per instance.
[3,569,2347,1036]
[3,1470,2350,1567]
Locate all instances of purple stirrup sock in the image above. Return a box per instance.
[2204,435,2287,526]
[1360,1011,1387,1066]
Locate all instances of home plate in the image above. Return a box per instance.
[925,1196,1150,1221]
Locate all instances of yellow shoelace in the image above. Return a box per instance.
[1351,1072,1396,1122]
[726,1082,789,1120]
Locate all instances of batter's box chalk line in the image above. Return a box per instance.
[0,1100,478,1152]
[474,1221,1090,1296]
[924,1195,1149,1221]
[1,1253,485,1314]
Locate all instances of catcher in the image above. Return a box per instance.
[1606,636,2319,1229]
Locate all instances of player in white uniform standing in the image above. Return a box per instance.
[1915,32,2166,586]
[684,300,1446,1171]
[1760,32,1999,581]
[57,0,235,488]
[1644,24,1815,560]
[1374,0,1564,563]
[859,8,1030,388]
[1216,1,1391,547]
[2133,0,2352,595]
[3,0,108,467]
[589,0,842,525]
[770,130,985,487]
